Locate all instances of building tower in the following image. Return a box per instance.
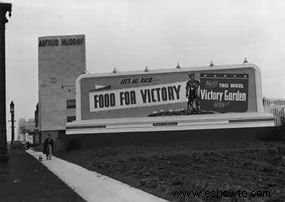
[38,35,85,142]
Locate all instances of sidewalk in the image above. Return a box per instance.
[27,149,168,202]
[0,149,85,202]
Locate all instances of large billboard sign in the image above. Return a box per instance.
[77,65,261,120]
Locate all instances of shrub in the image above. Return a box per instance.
[65,138,81,150]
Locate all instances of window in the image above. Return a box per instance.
[67,116,76,123]
[66,99,76,108]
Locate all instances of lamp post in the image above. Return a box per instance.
[10,101,14,148]
[0,3,12,162]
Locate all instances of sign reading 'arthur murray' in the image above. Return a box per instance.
[38,37,84,47]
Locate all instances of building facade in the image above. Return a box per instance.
[17,118,36,143]
[38,34,85,142]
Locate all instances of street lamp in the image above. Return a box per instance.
[10,101,14,113]
[10,101,15,148]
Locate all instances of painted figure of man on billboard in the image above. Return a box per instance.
[186,73,200,112]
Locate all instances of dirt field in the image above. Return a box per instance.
[58,141,285,202]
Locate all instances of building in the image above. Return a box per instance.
[38,34,86,142]
[17,118,36,143]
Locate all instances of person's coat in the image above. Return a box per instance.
[43,138,54,155]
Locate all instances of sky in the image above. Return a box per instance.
[3,0,285,138]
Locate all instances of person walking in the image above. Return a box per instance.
[43,134,54,160]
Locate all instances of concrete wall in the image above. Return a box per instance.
[64,126,278,148]
[40,130,66,144]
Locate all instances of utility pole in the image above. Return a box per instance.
[10,101,15,148]
[0,3,12,162]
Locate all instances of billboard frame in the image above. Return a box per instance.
[75,63,263,121]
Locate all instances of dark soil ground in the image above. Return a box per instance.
[57,141,285,202]
[0,149,86,202]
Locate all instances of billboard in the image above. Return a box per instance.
[78,65,259,120]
